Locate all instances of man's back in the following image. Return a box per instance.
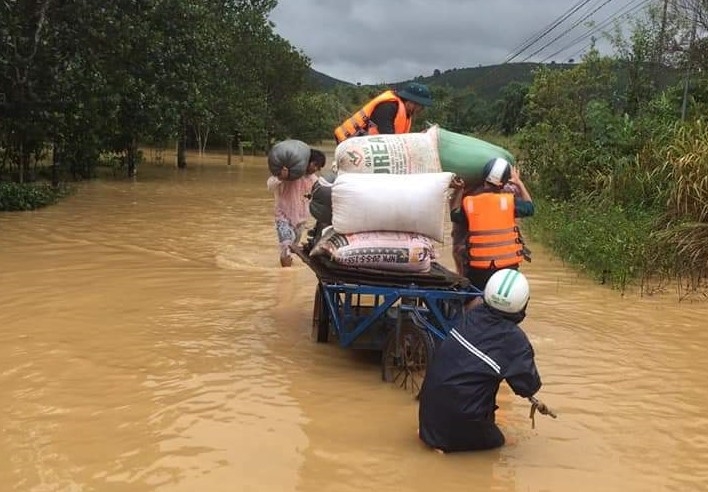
[418,304,541,451]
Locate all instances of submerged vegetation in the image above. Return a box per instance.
[0,182,70,211]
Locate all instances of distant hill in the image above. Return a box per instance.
[307,69,353,90]
[307,63,572,100]
[309,61,682,103]
[417,62,573,100]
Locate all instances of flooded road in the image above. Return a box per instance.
[1,151,707,491]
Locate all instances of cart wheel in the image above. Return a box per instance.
[312,284,329,343]
[381,323,435,397]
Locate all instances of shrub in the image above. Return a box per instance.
[525,195,655,292]
[0,182,71,211]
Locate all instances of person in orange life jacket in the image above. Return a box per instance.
[418,269,545,453]
[450,168,529,276]
[333,82,433,143]
[449,158,534,291]
[266,141,326,267]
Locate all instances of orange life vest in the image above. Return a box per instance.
[463,192,523,269]
[333,91,411,143]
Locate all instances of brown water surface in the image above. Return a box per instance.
[1,151,707,492]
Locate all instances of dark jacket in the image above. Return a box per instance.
[418,304,541,450]
[368,101,399,134]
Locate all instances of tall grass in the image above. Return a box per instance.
[648,120,708,296]
[663,121,708,222]
[524,119,707,296]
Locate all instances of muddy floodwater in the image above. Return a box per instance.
[1,150,707,492]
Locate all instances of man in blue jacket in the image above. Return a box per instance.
[418,269,547,452]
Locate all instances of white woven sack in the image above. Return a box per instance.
[331,172,454,242]
[310,228,436,273]
[333,132,441,175]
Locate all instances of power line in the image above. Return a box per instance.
[503,0,598,63]
[519,0,620,62]
[540,0,652,62]
[461,0,653,98]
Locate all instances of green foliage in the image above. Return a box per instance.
[525,50,617,131]
[0,182,70,211]
[0,0,688,185]
[501,5,695,188]
[0,0,307,179]
[414,63,574,102]
[522,107,707,292]
[663,120,708,221]
[606,6,666,116]
[649,120,708,287]
[470,132,519,154]
[519,122,576,199]
[517,17,708,291]
[284,92,341,142]
[421,86,458,131]
[650,222,708,294]
[520,51,643,200]
[526,196,656,291]
[496,82,529,135]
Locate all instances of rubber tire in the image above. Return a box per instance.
[381,323,435,397]
[312,284,330,343]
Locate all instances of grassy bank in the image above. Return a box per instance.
[524,196,657,292]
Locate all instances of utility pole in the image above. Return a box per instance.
[681,8,699,120]
[654,0,669,88]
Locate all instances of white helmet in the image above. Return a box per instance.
[483,157,512,187]
[484,269,530,313]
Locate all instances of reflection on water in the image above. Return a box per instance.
[1,151,707,491]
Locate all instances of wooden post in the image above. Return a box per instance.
[227,134,233,166]
[52,142,59,187]
[235,131,243,162]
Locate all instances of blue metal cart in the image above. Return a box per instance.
[294,246,482,395]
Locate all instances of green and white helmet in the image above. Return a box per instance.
[484,269,530,313]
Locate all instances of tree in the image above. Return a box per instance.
[285,92,340,142]
[496,82,529,135]
[525,50,615,134]
[606,2,683,116]
[0,0,53,182]
[1,0,314,181]
[521,50,617,199]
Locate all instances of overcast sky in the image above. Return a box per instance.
[269,0,649,85]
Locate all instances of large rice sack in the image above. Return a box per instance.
[267,139,310,180]
[333,133,441,175]
[311,228,436,273]
[331,172,454,242]
[428,125,515,189]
